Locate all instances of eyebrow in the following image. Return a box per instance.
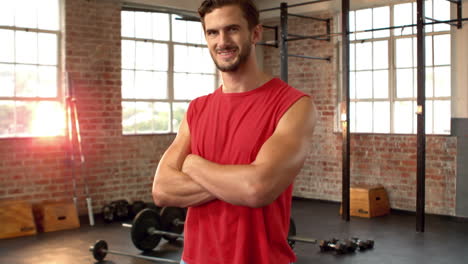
[206,24,241,32]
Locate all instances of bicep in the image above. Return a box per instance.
[253,97,317,186]
[159,114,191,170]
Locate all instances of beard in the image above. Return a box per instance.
[211,41,252,72]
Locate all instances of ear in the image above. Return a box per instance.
[251,24,263,45]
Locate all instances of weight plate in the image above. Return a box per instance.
[102,204,114,223]
[91,240,108,261]
[131,208,162,252]
[130,200,147,218]
[160,207,186,242]
[288,217,296,249]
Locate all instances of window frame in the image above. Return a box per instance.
[0,0,63,138]
[121,9,218,135]
[337,0,452,135]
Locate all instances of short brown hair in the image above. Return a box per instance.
[198,0,260,30]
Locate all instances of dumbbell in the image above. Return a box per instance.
[351,237,375,250]
[319,239,357,254]
[287,218,320,249]
[89,239,179,263]
[122,208,185,251]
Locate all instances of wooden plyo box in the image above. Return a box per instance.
[34,202,80,232]
[349,185,390,218]
[0,200,37,239]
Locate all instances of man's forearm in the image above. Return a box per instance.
[153,165,216,208]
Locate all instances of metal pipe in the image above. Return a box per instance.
[341,0,351,222]
[260,0,332,12]
[416,0,426,233]
[288,54,331,61]
[280,2,288,83]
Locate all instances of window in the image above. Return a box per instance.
[121,10,217,134]
[0,0,62,137]
[346,0,451,134]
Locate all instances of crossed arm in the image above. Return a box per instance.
[152,96,317,208]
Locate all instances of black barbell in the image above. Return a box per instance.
[89,239,179,263]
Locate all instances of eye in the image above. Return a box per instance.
[228,27,239,33]
[206,30,218,37]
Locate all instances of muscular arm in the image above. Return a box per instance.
[182,96,317,208]
[152,115,216,208]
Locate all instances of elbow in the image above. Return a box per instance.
[152,185,171,207]
[244,184,274,208]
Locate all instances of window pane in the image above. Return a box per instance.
[350,102,356,132]
[153,71,168,99]
[121,11,135,38]
[122,40,135,69]
[0,64,15,97]
[152,13,170,41]
[394,101,414,134]
[135,41,153,70]
[172,102,189,132]
[350,43,355,71]
[0,101,15,137]
[134,70,153,99]
[396,38,413,68]
[355,42,372,70]
[0,1,14,26]
[394,3,413,35]
[135,12,152,39]
[425,100,434,134]
[15,65,38,97]
[373,7,389,38]
[433,0,450,32]
[373,40,388,69]
[153,102,170,132]
[356,71,372,99]
[355,9,372,40]
[187,21,205,45]
[15,101,35,136]
[396,68,414,98]
[425,0,433,33]
[37,0,59,30]
[153,43,168,71]
[434,34,450,66]
[38,66,57,97]
[201,47,215,74]
[31,101,64,136]
[0,30,14,63]
[426,67,434,97]
[16,31,38,64]
[172,15,187,43]
[174,45,188,72]
[15,0,38,28]
[174,73,215,100]
[135,102,153,133]
[374,101,390,133]
[373,70,388,99]
[122,70,135,99]
[433,100,450,134]
[355,102,372,133]
[434,66,450,97]
[122,101,136,134]
[350,71,356,99]
[425,36,433,66]
[38,33,57,65]
[349,11,355,41]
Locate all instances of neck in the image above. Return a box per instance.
[220,50,271,93]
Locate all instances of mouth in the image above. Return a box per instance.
[216,47,238,60]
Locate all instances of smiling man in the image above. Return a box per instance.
[152,0,317,263]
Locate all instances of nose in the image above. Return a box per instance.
[218,31,231,48]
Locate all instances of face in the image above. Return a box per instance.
[203,5,259,72]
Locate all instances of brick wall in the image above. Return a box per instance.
[0,0,175,215]
[262,14,458,216]
[0,1,459,217]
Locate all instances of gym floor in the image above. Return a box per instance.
[1,198,467,264]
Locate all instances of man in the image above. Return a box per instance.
[152,0,317,263]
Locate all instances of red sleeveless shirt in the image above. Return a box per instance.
[184,78,307,264]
